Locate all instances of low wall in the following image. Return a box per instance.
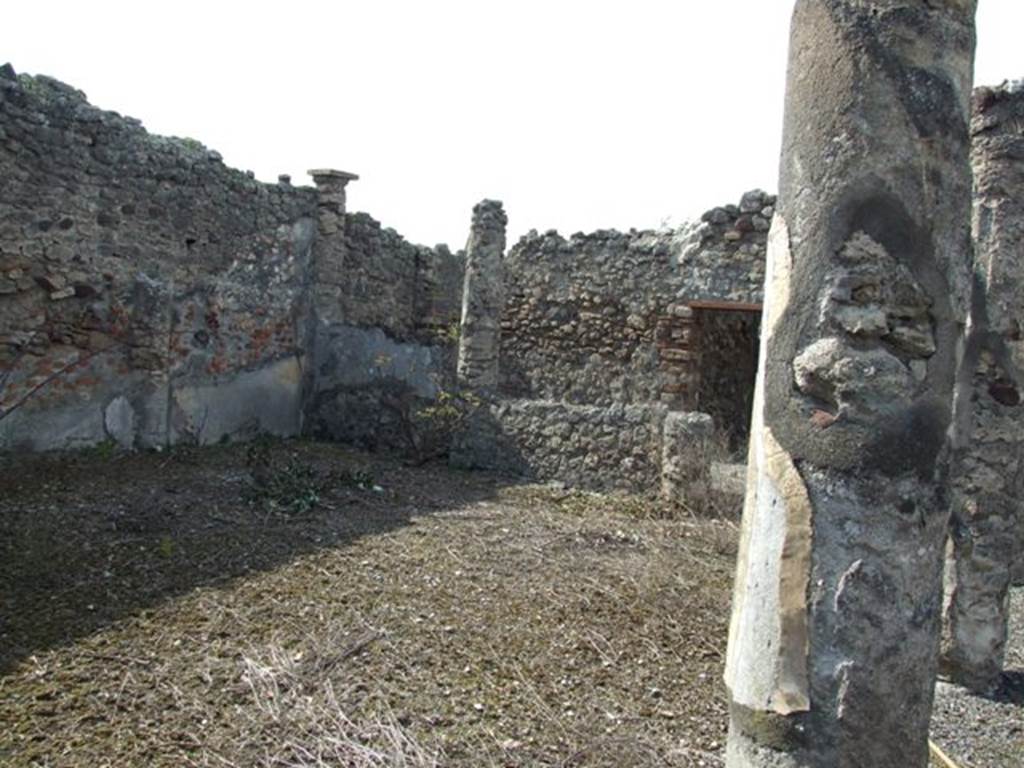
[452,399,715,501]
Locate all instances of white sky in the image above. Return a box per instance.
[5,1,1021,249]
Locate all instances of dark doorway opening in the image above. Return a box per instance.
[688,301,762,453]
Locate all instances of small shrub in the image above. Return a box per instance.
[337,466,377,490]
[380,386,482,465]
[245,443,325,516]
[157,535,175,558]
[244,440,378,514]
[436,320,461,346]
[82,439,118,460]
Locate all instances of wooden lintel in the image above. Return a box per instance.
[687,300,763,313]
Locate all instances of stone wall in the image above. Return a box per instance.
[0,66,464,454]
[500,228,682,405]
[0,63,780,507]
[674,189,773,304]
[499,190,772,416]
[306,206,464,451]
[0,67,318,450]
[452,400,666,493]
[451,400,719,503]
[335,213,463,343]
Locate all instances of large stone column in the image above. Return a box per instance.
[457,200,506,392]
[942,82,1024,693]
[724,3,977,767]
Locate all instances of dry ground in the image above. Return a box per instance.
[0,441,1019,767]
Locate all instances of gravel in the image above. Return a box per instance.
[931,588,1024,768]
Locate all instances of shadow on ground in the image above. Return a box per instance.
[995,670,1024,705]
[0,440,504,675]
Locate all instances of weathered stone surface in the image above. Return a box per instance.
[170,355,306,444]
[679,191,773,304]
[461,190,769,495]
[725,3,977,767]
[500,193,766,436]
[0,71,318,450]
[306,324,451,452]
[304,209,463,443]
[943,80,1024,693]
[660,411,715,507]
[457,200,506,392]
[103,395,136,449]
[450,399,670,494]
[0,70,463,454]
[500,228,686,406]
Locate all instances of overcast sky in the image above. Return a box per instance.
[5,1,1021,249]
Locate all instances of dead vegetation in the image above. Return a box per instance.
[0,441,735,767]
[0,441,1016,767]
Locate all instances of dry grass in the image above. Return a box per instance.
[1,441,735,767]
[1,440,1017,767]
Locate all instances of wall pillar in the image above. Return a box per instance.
[724,3,977,767]
[660,411,714,508]
[656,304,698,409]
[457,200,507,392]
[943,82,1024,693]
[308,169,358,324]
[309,169,358,226]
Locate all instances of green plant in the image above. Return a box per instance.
[83,438,118,460]
[158,535,175,558]
[244,444,325,516]
[337,467,376,490]
[414,390,481,432]
[436,320,461,346]
[399,388,482,465]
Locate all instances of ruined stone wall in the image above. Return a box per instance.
[304,213,463,450]
[337,214,463,342]
[451,400,721,502]
[452,399,669,494]
[499,190,772,413]
[500,228,682,405]
[459,190,773,496]
[0,67,464,454]
[675,189,773,304]
[0,67,318,450]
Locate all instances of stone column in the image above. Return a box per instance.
[942,82,1024,693]
[309,169,359,225]
[457,200,506,392]
[308,169,359,324]
[724,3,977,767]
